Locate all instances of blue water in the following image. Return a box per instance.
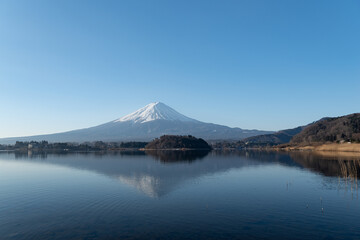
[0,151,359,240]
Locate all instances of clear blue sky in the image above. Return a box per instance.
[0,0,359,138]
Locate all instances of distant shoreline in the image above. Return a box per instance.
[276,143,360,153]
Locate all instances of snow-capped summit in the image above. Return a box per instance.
[114,102,197,124]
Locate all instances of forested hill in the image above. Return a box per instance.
[290,113,360,144]
[145,135,212,150]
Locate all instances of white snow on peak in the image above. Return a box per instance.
[114,102,197,124]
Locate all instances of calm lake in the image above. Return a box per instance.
[0,150,359,240]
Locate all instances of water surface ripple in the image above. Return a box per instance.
[0,151,359,240]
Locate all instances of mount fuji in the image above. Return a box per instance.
[0,102,272,144]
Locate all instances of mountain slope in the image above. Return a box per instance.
[242,126,305,146]
[0,102,272,144]
[291,113,360,144]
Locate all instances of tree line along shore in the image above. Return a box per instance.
[0,135,212,152]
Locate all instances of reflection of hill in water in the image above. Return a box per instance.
[288,152,360,179]
[2,150,359,197]
[145,150,210,162]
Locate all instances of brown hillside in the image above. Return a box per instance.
[291,113,360,144]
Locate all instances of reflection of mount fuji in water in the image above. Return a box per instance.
[1,151,293,197]
[3,151,360,197]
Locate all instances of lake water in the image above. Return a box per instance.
[0,150,359,240]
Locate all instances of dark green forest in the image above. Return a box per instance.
[145,135,212,150]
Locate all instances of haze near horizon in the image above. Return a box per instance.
[0,0,359,138]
